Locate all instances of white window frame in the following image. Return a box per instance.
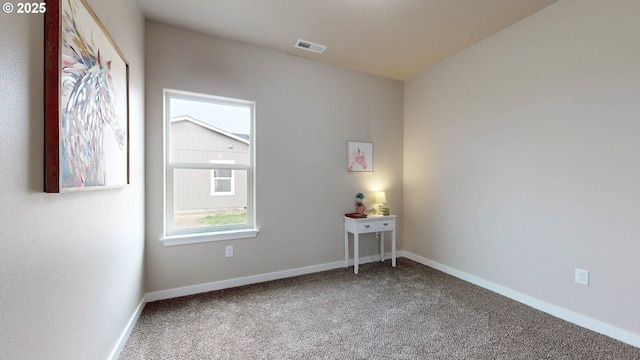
[161,89,258,246]
[210,160,235,196]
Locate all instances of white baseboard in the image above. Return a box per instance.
[145,261,341,302]
[146,254,402,302]
[401,251,640,349]
[109,296,146,360]
[114,250,639,359]
[112,254,394,358]
[345,251,399,267]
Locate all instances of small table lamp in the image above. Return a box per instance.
[375,191,387,215]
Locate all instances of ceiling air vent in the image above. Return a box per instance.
[294,39,326,54]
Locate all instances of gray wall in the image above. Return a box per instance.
[404,0,640,337]
[0,1,145,359]
[145,21,404,292]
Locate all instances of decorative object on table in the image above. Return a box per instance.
[344,212,367,219]
[374,191,387,215]
[44,0,130,193]
[382,207,390,216]
[355,192,365,214]
[347,141,373,172]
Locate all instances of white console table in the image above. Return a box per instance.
[344,215,397,274]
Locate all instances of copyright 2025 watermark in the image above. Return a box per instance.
[3,2,47,14]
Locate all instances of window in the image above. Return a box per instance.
[162,89,257,245]
[211,160,235,196]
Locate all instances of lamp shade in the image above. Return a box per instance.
[375,191,387,204]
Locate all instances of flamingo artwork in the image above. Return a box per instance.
[59,0,127,188]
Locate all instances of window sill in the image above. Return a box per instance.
[160,228,259,246]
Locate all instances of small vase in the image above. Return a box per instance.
[356,205,364,214]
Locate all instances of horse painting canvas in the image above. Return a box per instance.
[347,141,373,173]
[44,0,129,192]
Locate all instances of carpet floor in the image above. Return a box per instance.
[120,259,640,359]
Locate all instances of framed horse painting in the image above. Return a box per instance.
[347,141,373,173]
[44,0,130,192]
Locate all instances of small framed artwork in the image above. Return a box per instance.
[44,0,130,192]
[347,141,373,173]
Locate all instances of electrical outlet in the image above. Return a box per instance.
[225,245,233,258]
[575,268,589,286]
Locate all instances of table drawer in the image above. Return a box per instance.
[357,221,377,233]
[376,219,395,231]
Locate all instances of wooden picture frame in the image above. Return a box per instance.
[44,0,129,192]
[347,141,373,173]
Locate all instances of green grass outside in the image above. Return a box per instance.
[197,212,247,226]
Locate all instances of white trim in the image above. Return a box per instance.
[111,255,388,355]
[110,254,392,358]
[112,251,639,358]
[147,261,341,302]
[163,89,256,237]
[344,251,398,266]
[161,228,259,246]
[145,255,390,302]
[108,296,146,360]
[401,251,640,349]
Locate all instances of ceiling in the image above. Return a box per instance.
[137,0,557,81]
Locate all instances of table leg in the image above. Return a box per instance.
[379,231,384,262]
[344,231,349,268]
[354,232,359,274]
[392,229,396,267]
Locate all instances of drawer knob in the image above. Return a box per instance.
[382,222,388,226]
[364,225,370,228]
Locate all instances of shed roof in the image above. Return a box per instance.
[170,115,249,145]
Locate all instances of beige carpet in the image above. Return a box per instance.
[120,259,640,359]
